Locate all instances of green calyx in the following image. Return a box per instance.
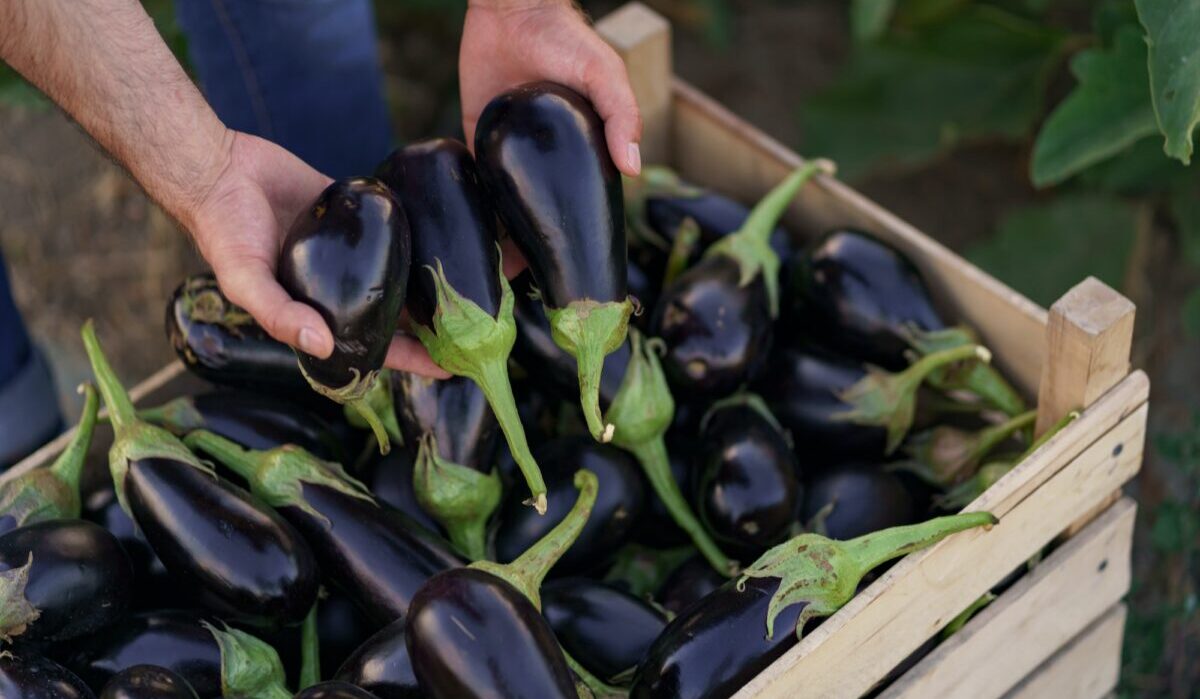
[603,543,696,600]
[904,325,1027,417]
[137,396,205,434]
[661,217,702,290]
[299,599,320,691]
[472,469,598,609]
[622,166,704,252]
[0,383,99,528]
[942,592,997,639]
[344,369,403,452]
[894,409,1036,487]
[81,320,214,515]
[414,433,502,561]
[0,554,39,644]
[413,253,546,514]
[204,621,292,699]
[739,511,997,640]
[546,298,634,444]
[296,359,391,455]
[182,276,255,328]
[182,430,375,526]
[834,344,993,454]
[705,159,835,318]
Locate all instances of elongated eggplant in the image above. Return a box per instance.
[475,82,633,444]
[542,578,667,685]
[82,487,177,611]
[0,653,94,699]
[802,463,916,541]
[183,431,462,627]
[296,681,381,699]
[407,470,598,699]
[494,436,644,576]
[357,450,442,536]
[0,519,132,644]
[334,617,420,699]
[0,384,99,534]
[696,395,801,559]
[657,554,726,615]
[99,665,198,699]
[81,322,319,627]
[894,409,1034,487]
[651,162,832,398]
[377,139,546,513]
[631,512,997,699]
[277,177,411,454]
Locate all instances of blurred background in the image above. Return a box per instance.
[0,0,1195,695]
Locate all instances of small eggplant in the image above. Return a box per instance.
[0,519,132,644]
[357,449,442,536]
[0,652,94,699]
[475,82,634,444]
[650,162,832,399]
[334,617,420,699]
[82,322,319,627]
[406,471,598,699]
[377,139,546,513]
[657,555,726,616]
[695,395,802,559]
[296,681,381,699]
[494,436,644,576]
[542,578,667,686]
[99,665,198,699]
[893,409,1035,487]
[277,177,411,454]
[802,463,916,541]
[630,512,998,699]
[183,431,463,627]
[0,384,99,534]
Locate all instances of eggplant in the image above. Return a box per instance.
[183,431,463,627]
[377,139,546,513]
[0,652,94,699]
[334,617,419,699]
[81,322,319,627]
[357,450,442,536]
[99,665,198,699]
[314,594,380,689]
[630,512,998,699]
[695,395,801,558]
[494,436,644,576]
[0,519,132,644]
[634,439,692,549]
[0,384,99,534]
[474,82,634,444]
[802,463,916,541]
[894,409,1034,488]
[650,162,831,399]
[296,681,381,699]
[657,555,726,615]
[277,177,411,454]
[788,230,1024,415]
[406,470,599,699]
[542,578,667,686]
[82,486,177,611]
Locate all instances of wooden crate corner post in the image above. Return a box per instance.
[596,3,673,164]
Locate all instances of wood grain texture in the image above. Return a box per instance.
[595,2,673,164]
[1003,605,1126,699]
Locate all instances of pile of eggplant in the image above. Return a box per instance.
[0,82,1046,699]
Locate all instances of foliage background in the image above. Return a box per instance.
[0,0,1195,695]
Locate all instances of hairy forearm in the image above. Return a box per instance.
[0,0,230,226]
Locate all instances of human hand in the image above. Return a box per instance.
[186,132,449,378]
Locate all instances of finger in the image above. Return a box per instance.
[500,238,527,279]
[385,334,452,379]
[215,258,334,359]
[580,46,643,176]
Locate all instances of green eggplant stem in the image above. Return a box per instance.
[907,344,990,382]
[844,512,998,577]
[661,217,701,290]
[473,356,546,515]
[577,343,614,444]
[182,431,259,482]
[136,397,205,434]
[80,320,137,435]
[1030,410,1081,454]
[299,600,320,690]
[48,383,100,497]
[629,437,735,577]
[975,409,1037,456]
[348,398,391,455]
[741,160,834,249]
[546,299,632,444]
[564,649,625,699]
[942,592,996,639]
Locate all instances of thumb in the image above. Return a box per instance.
[581,45,643,176]
[215,257,335,359]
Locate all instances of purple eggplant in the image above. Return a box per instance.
[356,450,442,536]
[475,82,634,444]
[99,665,198,699]
[82,486,177,611]
[334,617,420,699]
[657,555,726,616]
[802,462,917,540]
[0,652,94,699]
[296,681,381,699]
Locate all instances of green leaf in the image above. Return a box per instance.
[967,194,1136,307]
[1078,134,1195,194]
[1093,0,1139,45]
[1031,26,1158,187]
[1136,0,1200,164]
[801,6,1064,180]
[851,0,896,42]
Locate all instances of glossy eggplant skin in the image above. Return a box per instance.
[162,391,343,463]
[474,82,626,308]
[630,577,807,699]
[657,555,725,616]
[406,568,576,699]
[542,578,667,684]
[375,139,502,327]
[801,462,916,540]
[125,457,319,627]
[0,519,133,644]
[695,404,801,559]
[789,229,944,370]
[358,450,442,536]
[650,256,773,399]
[392,372,499,472]
[58,611,221,698]
[494,437,645,575]
[334,617,420,699]
[82,487,177,611]
[277,177,411,391]
[99,665,197,699]
[755,346,887,468]
[296,681,382,699]
[0,653,95,699]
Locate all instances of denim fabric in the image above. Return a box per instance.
[0,253,31,389]
[175,0,394,178]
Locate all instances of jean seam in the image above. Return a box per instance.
[209,0,274,139]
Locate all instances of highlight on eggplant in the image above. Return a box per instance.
[474,82,634,445]
[333,615,420,698]
[0,652,95,699]
[277,177,412,455]
[295,681,381,699]
[99,665,198,699]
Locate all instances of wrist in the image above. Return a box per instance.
[173,126,237,239]
[467,0,573,12]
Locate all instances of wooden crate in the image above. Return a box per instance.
[5,4,1145,698]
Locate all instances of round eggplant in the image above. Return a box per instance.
[295,681,381,699]
[475,82,634,444]
[277,177,411,454]
[99,665,198,699]
[357,450,442,536]
[657,555,726,616]
[334,617,419,699]
[0,519,132,644]
[802,463,916,541]
[0,652,94,699]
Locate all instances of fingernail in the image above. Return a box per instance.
[298,327,327,357]
[627,143,642,174]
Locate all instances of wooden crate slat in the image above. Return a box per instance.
[881,497,1135,699]
[734,396,1147,699]
[1003,604,1127,699]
